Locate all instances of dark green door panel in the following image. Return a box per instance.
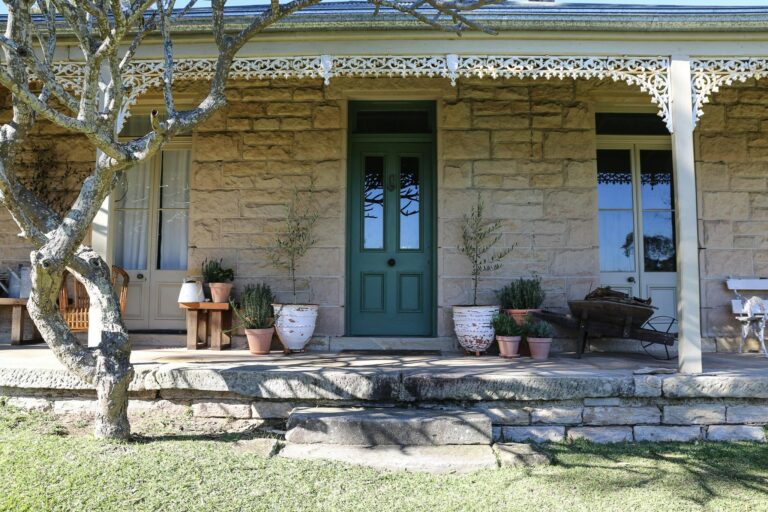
[348,141,434,336]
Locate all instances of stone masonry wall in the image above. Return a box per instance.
[696,78,768,352]
[188,76,602,340]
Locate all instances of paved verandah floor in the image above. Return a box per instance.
[1,344,767,377]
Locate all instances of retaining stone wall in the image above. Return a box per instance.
[3,390,766,443]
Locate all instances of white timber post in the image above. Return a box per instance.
[670,55,703,374]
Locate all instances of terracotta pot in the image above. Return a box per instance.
[497,335,521,358]
[503,309,542,326]
[273,304,318,352]
[208,282,233,303]
[528,337,553,361]
[245,327,274,355]
[453,305,499,355]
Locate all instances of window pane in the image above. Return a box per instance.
[114,210,148,270]
[160,150,191,208]
[640,150,674,210]
[643,211,676,272]
[363,156,384,250]
[115,161,151,209]
[355,110,431,134]
[399,157,420,250]
[595,113,669,136]
[599,211,635,272]
[158,210,189,270]
[597,149,633,210]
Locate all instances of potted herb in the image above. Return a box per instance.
[232,284,275,355]
[453,196,512,355]
[202,258,234,303]
[268,185,319,352]
[498,276,545,326]
[524,317,555,361]
[492,313,525,358]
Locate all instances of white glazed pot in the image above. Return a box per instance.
[273,304,319,351]
[178,281,205,303]
[453,305,499,354]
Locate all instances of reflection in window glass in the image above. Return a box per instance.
[643,212,676,271]
[363,156,385,250]
[400,157,420,250]
[640,150,674,210]
[599,211,635,272]
[597,149,633,209]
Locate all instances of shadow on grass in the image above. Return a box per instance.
[541,439,768,508]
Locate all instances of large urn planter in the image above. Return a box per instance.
[209,282,234,303]
[453,305,499,355]
[273,304,318,352]
[244,327,274,355]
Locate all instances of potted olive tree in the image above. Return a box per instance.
[453,196,512,355]
[498,276,545,326]
[231,284,275,355]
[492,313,525,358]
[268,186,319,352]
[202,258,234,303]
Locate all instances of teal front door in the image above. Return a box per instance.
[348,141,435,336]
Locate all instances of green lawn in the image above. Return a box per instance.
[1,404,767,512]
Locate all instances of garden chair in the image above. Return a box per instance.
[58,266,130,332]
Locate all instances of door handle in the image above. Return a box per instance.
[136,273,145,280]
[387,258,396,267]
[627,276,636,283]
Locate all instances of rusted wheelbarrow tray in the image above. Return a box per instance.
[533,299,676,358]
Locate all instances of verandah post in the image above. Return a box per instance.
[670,55,703,374]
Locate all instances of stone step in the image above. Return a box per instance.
[285,407,492,445]
[279,444,498,474]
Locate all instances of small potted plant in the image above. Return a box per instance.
[498,276,545,326]
[232,284,275,355]
[492,313,525,358]
[268,185,319,353]
[524,317,555,361]
[202,258,234,303]
[453,196,512,355]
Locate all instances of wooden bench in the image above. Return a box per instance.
[0,298,42,345]
[726,278,768,357]
[179,302,232,350]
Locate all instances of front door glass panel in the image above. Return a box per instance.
[399,156,421,250]
[640,150,676,272]
[363,156,385,250]
[114,161,151,270]
[157,150,191,270]
[597,149,635,272]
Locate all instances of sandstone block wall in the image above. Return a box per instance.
[696,78,768,351]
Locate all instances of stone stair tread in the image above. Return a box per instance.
[278,443,498,474]
[285,407,492,445]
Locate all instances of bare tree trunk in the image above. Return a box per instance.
[26,248,133,440]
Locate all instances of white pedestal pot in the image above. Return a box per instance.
[453,305,499,353]
[273,304,319,351]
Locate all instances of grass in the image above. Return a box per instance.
[1,404,767,512]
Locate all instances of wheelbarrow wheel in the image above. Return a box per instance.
[640,315,677,361]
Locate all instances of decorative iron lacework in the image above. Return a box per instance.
[51,54,673,131]
[691,58,768,125]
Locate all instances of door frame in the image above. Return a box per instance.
[596,135,676,313]
[345,101,438,337]
[109,138,192,331]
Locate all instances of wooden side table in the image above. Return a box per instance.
[0,298,42,345]
[179,302,232,350]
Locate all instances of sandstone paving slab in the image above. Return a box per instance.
[494,443,552,466]
[232,438,281,457]
[278,444,498,473]
[285,407,492,445]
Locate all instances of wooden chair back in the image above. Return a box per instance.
[59,266,130,332]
